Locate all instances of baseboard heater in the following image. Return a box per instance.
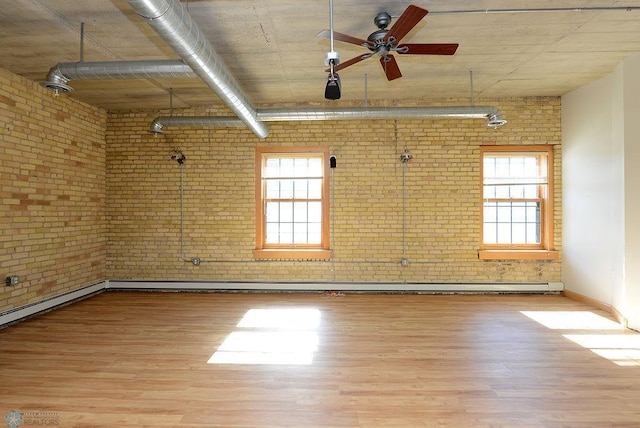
[0,281,106,328]
[1,280,563,328]
[107,280,564,293]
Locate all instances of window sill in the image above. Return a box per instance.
[253,249,332,261]
[478,250,560,261]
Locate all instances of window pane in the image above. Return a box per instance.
[308,202,322,223]
[484,158,496,178]
[266,179,295,198]
[484,223,497,244]
[497,205,511,222]
[294,158,309,177]
[523,184,538,198]
[512,223,526,243]
[293,179,308,199]
[497,223,512,244]
[279,222,293,244]
[495,185,510,198]
[293,223,307,244]
[510,185,524,198]
[279,202,293,222]
[307,158,323,176]
[279,180,293,199]
[264,158,280,178]
[266,202,279,222]
[266,222,279,243]
[308,179,322,199]
[266,221,295,244]
[512,204,526,223]
[527,223,540,244]
[495,157,510,178]
[308,223,322,244]
[266,180,280,199]
[293,202,308,222]
[509,157,524,177]
[483,185,496,199]
[484,204,497,222]
[524,157,538,177]
[280,158,294,177]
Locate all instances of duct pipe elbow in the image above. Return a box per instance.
[149,119,165,135]
[40,65,73,94]
[487,111,507,128]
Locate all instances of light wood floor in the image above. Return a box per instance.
[1,291,639,427]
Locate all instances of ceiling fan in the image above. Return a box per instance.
[318,5,458,81]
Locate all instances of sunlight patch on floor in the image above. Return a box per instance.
[237,308,321,329]
[564,334,640,367]
[521,310,640,366]
[208,307,321,365]
[520,310,621,330]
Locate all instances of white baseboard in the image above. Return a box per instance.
[0,281,107,328]
[107,280,564,293]
[1,280,564,327]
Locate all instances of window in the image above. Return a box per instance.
[253,147,331,260]
[479,145,558,260]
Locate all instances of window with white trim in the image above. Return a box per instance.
[254,147,331,260]
[479,145,557,260]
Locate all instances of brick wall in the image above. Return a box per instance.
[0,68,107,312]
[106,97,561,284]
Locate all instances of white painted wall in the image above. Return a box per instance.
[621,54,640,329]
[562,53,640,330]
[562,74,623,305]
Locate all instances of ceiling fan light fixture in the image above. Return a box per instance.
[487,113,507,128]
[325,72,341,100]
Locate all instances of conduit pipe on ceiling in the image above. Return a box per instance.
[126,0,269,139]
[41,59,196,93]
[148,106,507,134]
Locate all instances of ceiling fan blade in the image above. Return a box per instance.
[380,55,402,81]
[397,43,459,55]
[318,29,373,47]
[324,53,373,72]
[384,5,428,44]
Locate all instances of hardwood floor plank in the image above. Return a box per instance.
[1,291,639,427]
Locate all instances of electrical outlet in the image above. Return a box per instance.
[5,276,19,286]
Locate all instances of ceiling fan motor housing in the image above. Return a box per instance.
[374,12,392,29]
[367,29,390,50]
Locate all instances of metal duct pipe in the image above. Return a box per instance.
[149,106,507,134]
[150,116,246,134]
[127,0,269,139]
[41,59,196,93]
[257,106,504,122]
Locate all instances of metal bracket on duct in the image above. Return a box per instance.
[148,106,507,134]
[126,0,269,139]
